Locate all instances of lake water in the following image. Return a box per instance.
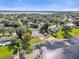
[34,41,79,59]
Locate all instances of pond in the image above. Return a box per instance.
[34,40,79,59]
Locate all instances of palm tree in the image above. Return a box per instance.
[8,31,32,59]
[8,39,22,59]
[15,39,22,59]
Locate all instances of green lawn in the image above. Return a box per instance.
[51,27,79,38]
[69,28,79,36]
[0,46,13,59]
[0,33,12,38]
[52,30,64,39]
[3,33,12,37]
[29,36,42,46]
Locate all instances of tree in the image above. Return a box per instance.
[31,23,39,28]
[16,28,23,39]
[8,32,32,58]
[40,23,49,34]
[8,39,23,59]
[74,20,79,27]
[62,26,71,38]
[22,32,31,41]
[21,32,32,54]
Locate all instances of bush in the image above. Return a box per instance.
[23,32,32,41]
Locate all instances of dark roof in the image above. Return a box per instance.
[50,27,59,32]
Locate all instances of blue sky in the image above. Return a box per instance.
[0,0,79,11]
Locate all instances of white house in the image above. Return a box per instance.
[66,22,74,27]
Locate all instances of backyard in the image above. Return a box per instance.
[0,46,13,59]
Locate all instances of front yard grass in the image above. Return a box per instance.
[52,30,64,39]
[29,36,42,46]
[69,28,79,36]
[3,33,12,37]
[0,33,12,38]
[0,46,13,59]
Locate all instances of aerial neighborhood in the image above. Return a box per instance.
[0,11,79,59]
